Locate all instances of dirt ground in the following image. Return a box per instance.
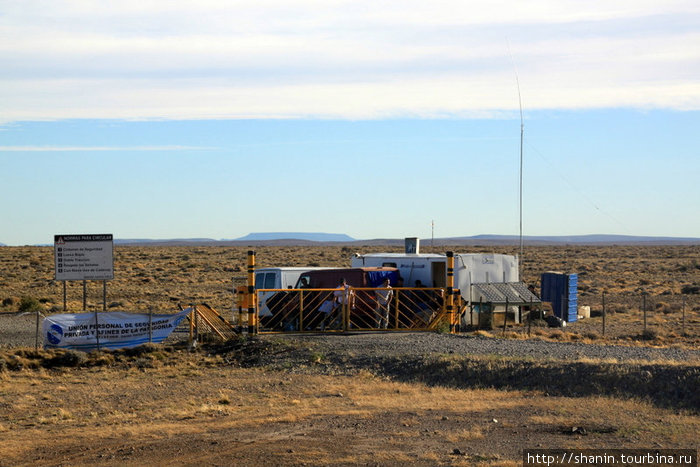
[1,341,698,467]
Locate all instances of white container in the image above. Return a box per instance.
[578,306,591,319]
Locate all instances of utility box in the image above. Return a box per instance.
[541,272,578,322]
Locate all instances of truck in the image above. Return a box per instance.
[263,267,400,331]
[250,267,328,317]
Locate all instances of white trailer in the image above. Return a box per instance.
[350,252,519,303]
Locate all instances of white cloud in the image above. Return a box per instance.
[1,0,699,122]
[0,145,215,152]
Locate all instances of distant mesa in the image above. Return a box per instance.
[233,232,356,242]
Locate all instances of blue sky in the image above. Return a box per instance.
[1,1,699,246]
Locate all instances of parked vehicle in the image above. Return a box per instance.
[263,267,400,330]
[249,267,328,317]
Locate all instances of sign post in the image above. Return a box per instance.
[54,234,114,312]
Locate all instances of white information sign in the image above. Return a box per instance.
[54,234,114,281]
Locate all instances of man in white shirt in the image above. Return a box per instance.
[374,278,393,329]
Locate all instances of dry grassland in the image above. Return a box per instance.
[0,244,699,465]
[1,244,698,346]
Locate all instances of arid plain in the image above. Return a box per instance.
[0,244,699,466]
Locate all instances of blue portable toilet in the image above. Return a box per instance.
[540,272,578,322]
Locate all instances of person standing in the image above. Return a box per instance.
[374,278,393,329]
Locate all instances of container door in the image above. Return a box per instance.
[431,262,446,287]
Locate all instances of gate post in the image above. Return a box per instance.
[247,250,257,335]
[343,289,350,332]
[446,251,455,334]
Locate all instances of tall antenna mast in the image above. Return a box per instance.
[508,40,525,276]
[431,220,434,252]
[517,70,524,268]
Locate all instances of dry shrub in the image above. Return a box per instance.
[44,350,87,369]
[583,331,601,340]
[608,304,629,314]
[549,330,566,340]
[655,302,673,314]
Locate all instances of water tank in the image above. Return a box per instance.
[540,272,578,322]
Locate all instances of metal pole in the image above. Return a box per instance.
[446,251,455,333]
[528,298,532,337]
[149,307,153,343]
[478,297,483,330]
[83,280,87,311]
[394,290,399,330]
[602,292,606,337]
[682,297,686,336]
[103,280,107,311]
[94,309,101,352]
[188,306,194,345]
[35,309,40,350]
[194,304,199,342]
[247,250,256,335]
[502,297,509,335]
[643,294,647,334]
[63,281,67,311]
[299,290,305,332]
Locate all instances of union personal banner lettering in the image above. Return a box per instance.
[43,309,191,351]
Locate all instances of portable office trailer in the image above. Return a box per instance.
[350,252,519,303]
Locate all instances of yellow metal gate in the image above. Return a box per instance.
[256,287,453,333]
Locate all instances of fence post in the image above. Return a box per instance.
[394,290,399,330]
[194,304,199,342]
[478,297,483,330]
[148,307,153,343]
[502,297,509,335]
[35,309,40,350]
[188,305,194,345]
[343,289,350,332]
[643,293,647,335]
[455,290,461,333]
[528,297,532,337]
[446,251,455,333]
[602,292,606,337]
[299,290,305,332]
[682,297,686,336]
[94,309,101,352]
[247,250,256,335]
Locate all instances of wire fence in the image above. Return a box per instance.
[2,291,698,348]
[573,292,699,339]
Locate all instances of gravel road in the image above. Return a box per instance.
[3,312,700,364]
[0,313,42,349]
[274,332,700,363]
